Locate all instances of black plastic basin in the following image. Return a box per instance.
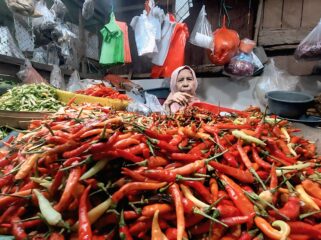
[266,91,314,118]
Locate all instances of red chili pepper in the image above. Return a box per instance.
[63,143,91,159]
[0,157,10,168]
[217,204,242,218]
[112,182,166,203]
[189,220,211,235]
[277,139,291,156]
[147,156,169,168]
[63,157,82,167]
[115,149,144,163]
[46,136,69,145]
[11,216,27,240]
[152,139,179,153]
[269,196,300,220]
[288,222,321,238]
[239,232,253,240]
[267,140,299,164]
[45,140,79,158]
[182,181,213,204]
[188,140,213,155]
[0,205,20,224]
[302,179,321,200]
[170,153,200,162]
[288,235,310,240]
[168,183,185,240]
[121,168,146,182]
[144,129,172,141]
[129,220,151,236]
[221,215,254,226]
[181,197,195,214]
[54,167,82,211]
[209,161,254,183]
[270,165,278,190]
[165,228,188,240]
[119,210,133,240]
[220,174,255,220]
[252,147,271,169]
[142,203,173,217]
[123,143,147,155]
[169,134,183,146]
[0,174,13,189]
[49,169,64,197]
[78,185,92,240]
[124,211,140,221]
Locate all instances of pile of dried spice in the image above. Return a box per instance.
[0,105,320,240]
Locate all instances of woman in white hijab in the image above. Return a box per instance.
[163,65,200,114]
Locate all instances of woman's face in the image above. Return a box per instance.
[176,69,196,94]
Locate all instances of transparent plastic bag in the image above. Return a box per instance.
[50,65,65,90]
[66,70,84,92]
[32,0,55,27]
[254,59,299,107]
[295,19,321,60]
[17,59,48,84]
[32,47,47,64]
[127,101,151,116]
[145,92,165,113]
[130,13,158,57]
[82,0,95,20]
[189,5,213,50]
[5,0,40,17]
[50,0,67,20]
[47,43,60,65]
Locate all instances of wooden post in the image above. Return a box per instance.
[254,0,264,43]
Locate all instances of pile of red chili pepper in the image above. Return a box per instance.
[75,84,130,100]
[0,105,321,240]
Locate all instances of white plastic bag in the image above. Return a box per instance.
[145,92,165,114]
[17,59,48,84]
[189,5,213,50]
[130,13,158,57]
[152,14,176,66]
[82,0,95,20]
[295,19,321,60]
[127,101,151,116]
[66,70,84,92]
[254,59,299,107]
[32,0,55,27]
[50,0,67,20]
[50,65,65,90]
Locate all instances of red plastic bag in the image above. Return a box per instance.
[208,16,240,65]
[16,59,48,84]
[151,17,189,78]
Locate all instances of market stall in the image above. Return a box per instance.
[0,0,321,239]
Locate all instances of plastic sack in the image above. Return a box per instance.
[295,19,321,60]
[254,59,299,107]
[224,39,256,77]
[82,0,95,20]
[32,0,55,27]
[17,59,48,84]
[151,21,189,78]
[66,70,84,92]
[130,13,158,57]
[208,16,240,65]
[50,65,65,90]
[127,102,151,115]
[145,92,165,114]
[152,14,176,66]
[32,47,47,64]
[50,0,67,20]
[190,5,213,50]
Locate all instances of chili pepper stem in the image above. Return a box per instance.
[249,168,267,190]
[193,208,228,228]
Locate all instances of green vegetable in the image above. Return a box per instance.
[0,83,63,112]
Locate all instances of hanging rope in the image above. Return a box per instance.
[111,0,114,12]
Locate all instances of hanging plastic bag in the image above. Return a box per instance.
[32,0,55,27]
[190,5,213,50]
[151,20,189,78]
[254,59,299,107]
[116,21,132,64]
[127,101,151,116]
[99,13,124,65]
[32,47,47,64]
[152,14,176,66]
[50,65,65,90]
[66,70,84,92]
[50,0,67,20]
[224,39,256,77]
[17,59,48,84]
[295,19,321,60]
[208,16,240,65]
[130,13,158,57]
[82,0,95,20]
